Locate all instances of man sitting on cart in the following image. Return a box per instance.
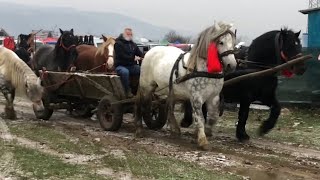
[114,28,143,98]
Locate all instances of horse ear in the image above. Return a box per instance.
[295,30,301,38]
[70,29,74,34]
[214,21,221,31]
[59,28,63,34]
[102,35,108,42]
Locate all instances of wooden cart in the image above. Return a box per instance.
[34,70,167,131]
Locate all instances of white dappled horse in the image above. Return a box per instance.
[135,21,237,149]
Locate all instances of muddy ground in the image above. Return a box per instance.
[0,96,320,180]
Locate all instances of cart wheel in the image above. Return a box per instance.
[74,104,94,118]
[33,98,53,120]
[97,95,123,131]
[143,103,167,130]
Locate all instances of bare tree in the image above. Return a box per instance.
[164,30,191,43]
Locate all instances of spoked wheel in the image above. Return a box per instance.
[97,95,123,131]
[143,102,167,130]
[33,96,53,120]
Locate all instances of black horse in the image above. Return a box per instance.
[182,29,306,142]
[14,34,34,66]
[33,28,78,73]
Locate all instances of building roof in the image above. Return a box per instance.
[0,28,10,36]
[299,7,320,14]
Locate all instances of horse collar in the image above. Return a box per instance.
[275,32,289,63]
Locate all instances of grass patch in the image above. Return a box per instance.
[13,145,104,179]
[102,151,239,180]
[8,123,103,154]
[219,108,320,148]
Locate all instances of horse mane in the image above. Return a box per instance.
[96,37,116,57]
[187,22,232,71]
[0,47,41,94]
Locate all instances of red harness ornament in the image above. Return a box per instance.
[280,51,293,78]
[207,43,222,73]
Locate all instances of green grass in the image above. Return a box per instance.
[8,123,104,154]
[219,108,320,148]
[102,150,240,180]
[13,145,105,180]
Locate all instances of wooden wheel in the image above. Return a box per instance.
[97,95,123,131]
[143,102,167,130]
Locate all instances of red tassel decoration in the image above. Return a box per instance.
[207,43,222,73]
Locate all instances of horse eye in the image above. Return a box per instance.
[219,41,224,45]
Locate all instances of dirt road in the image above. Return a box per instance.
[0,96,320,179]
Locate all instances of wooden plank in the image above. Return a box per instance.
[40,71,118,100]
[110,75,126,100]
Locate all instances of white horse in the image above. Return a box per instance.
[0,47,44,119]
[135,21,237,149]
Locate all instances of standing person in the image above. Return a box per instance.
[114,28,143,98]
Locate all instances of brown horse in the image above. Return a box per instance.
[75,35,115,72]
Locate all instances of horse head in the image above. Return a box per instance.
[188,21,237,74]
[55,28,78,70]
[99,35,115,70]
[25,77,44,113]
[17,34,34,51]
[279,29,306,75]
[57,28,77,52]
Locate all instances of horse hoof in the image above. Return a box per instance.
[205,128,213,137]
[5,108,16,120]
[236,132,250,143]
[259,122,273,136]
[135,128,144,138]
[170,131,181,138]
[199,144,210,151]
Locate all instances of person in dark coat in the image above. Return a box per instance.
[114,28,143,98]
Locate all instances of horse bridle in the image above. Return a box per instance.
[213,30,237,65]
[59,34,77,51]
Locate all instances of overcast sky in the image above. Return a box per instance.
[0,0,309,39]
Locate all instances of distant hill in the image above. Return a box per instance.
[0,2,186,40]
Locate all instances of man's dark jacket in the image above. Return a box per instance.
[114,34,143,67]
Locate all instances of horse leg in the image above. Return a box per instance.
[236,100,251,142]
[191,97,208,150]
[134,88,144,137]
[259,98,281,136]
[0,78,16,120]
[181,100,193,128]
[167,98,180,136]
[135,85,157,137]
[205,95,219,137]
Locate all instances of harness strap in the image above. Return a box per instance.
[175,72,224,84]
